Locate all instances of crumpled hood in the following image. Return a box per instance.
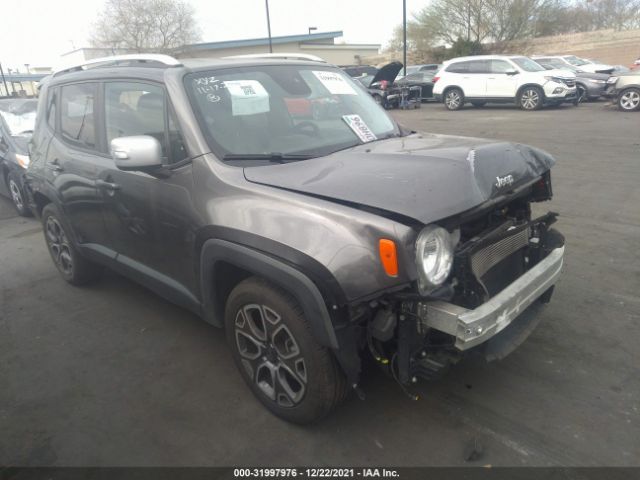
[243,133,556,224]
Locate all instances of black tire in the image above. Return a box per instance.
[225,277,348,424]
[7,172,32,217]
[618,87,640,111]
[518,86,543,110]
[576,84,587,103]
[444,88,464,110]
[471,101,486,107]
[41,204,102,285]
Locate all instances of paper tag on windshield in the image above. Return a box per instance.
[313,71,357,95]
[342,115,377,143]
[225,80,270,116]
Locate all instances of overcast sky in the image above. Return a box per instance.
[0,0,428,71]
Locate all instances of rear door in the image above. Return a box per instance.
[446,60,487,97]
[465,60,491,97]
[45,82,115,255]
[486,59,519,97]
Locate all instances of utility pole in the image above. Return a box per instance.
[403,0,407,77]
[265,0,273,53]
[0,62,9,97]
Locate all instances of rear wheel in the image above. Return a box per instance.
[225,277,348,424]
[618,88,640,111]
[42,204,102,285]
[518,86,543,110]
[7,172,31,217]
[444,88,464,110]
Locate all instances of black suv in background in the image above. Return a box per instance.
[26,54,565,423]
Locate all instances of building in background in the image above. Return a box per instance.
[0,72,50,98]
[59,31,380,68]
[175,31,380,65]
[59,47,137,68]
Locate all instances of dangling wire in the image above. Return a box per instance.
[390,353,419,401]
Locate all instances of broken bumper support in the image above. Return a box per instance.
[419,245,565,351]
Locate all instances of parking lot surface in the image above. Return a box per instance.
[1,101,638,466]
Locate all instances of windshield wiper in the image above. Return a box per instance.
[222,153,314,163]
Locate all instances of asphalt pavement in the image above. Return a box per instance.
[1,101,638,466]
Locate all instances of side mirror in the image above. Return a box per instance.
[110,135,163,171]
[506,69,519,76]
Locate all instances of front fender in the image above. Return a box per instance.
[200,239,339,348]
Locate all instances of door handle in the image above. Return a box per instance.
[96,179,121,191]
[46,160,63,173]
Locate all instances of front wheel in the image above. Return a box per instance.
[518,86,543,110]
[444,88,464,110]
[618,88,640,111]
[7,172,32,217]
[225,277,348,424]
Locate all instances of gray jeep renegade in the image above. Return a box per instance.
[26,54,565,423]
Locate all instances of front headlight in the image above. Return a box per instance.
[544,76,563,84]
[415,225,457,293]
[607,76,618,84]
[15,154,30,168]
[588,79,606,84]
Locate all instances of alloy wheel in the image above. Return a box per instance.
[9,179,23,211]
[620,90,640,110]
[445,91,461,109]
[234,304,307,408]
[521,89,540,110]
[45,216,74,275]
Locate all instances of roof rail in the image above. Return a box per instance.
[53,54,182,77]
[222,53,326,62]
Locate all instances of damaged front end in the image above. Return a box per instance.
[347,172,565,389]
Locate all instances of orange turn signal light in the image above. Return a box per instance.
[379,239,398,277]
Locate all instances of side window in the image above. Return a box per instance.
[105,82,165,146]
[60,83,97,149]
[46,88,57,130]
[104,82,187,165]
[446,62,469,74]
[468,60,490,74]
[491,60,513,74]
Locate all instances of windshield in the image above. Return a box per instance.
[566,56,588,66]
[539,58,578,72]
[510,57,546,72]
[0,99,37,136]
[186,65,398,160]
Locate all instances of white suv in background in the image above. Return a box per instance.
[433,55,577,111]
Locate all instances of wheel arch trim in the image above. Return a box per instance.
[200,238,339,349]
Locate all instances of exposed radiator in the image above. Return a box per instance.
[470,227,530,279]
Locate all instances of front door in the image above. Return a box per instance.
[99,81,199,296]
[486,59,520,98]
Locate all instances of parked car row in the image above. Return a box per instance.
[343,53,639,113]
[0,98,37,215]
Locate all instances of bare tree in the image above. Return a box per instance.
[91,0,201,53]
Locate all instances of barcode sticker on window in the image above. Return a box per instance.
[342,114,377,143]
[225,80,270,116]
